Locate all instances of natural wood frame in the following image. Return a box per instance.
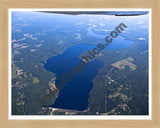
[0,0,160,127]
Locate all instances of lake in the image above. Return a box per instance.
[44,28,134,111]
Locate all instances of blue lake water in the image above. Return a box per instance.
[44,29,134,111]
[44,44,104,110]
[87,27,134,49]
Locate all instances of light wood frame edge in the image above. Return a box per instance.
[0,0,160,128]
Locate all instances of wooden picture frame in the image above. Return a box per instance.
[0,0,160,127]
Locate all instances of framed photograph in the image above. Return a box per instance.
[0,0,160,128]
